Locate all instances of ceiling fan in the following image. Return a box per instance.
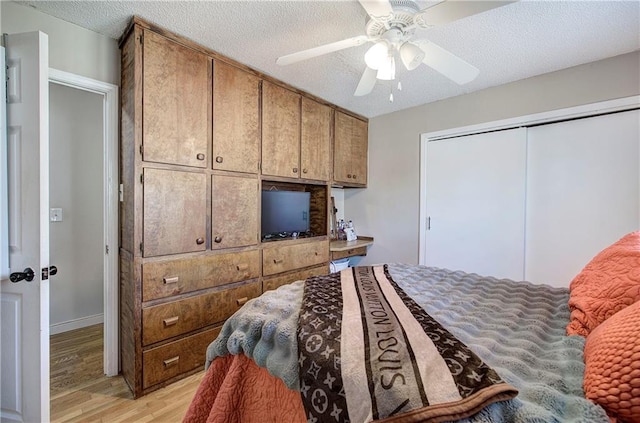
[276,0,515,97]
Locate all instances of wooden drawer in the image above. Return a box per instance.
[263,264,328,292]
[262,240,329,276]
[142,326,220,389]
[142,280,261,345]
[331,246,367,261]
[142,250,260,301]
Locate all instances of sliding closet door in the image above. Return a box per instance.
[525,109,640,287]
[425,128,527,280]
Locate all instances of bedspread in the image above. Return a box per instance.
[202,264,609,422]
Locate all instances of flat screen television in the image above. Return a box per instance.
[261,190,311,239]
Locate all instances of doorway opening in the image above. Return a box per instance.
[47,69,119,381]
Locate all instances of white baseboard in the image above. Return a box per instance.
[50,313,104,335]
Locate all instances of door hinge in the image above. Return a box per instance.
[258,161,261,171]
[139,242,144,254]
[427,216,431,231]
[119,183,124,202]
[140,173,144,184]
[139,33,144,45]
[106,245,110,254]
[139,144,143,156]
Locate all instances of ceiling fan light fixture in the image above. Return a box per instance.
[376,56,396,80]
[364,41,389,70]
[400,42,425,71]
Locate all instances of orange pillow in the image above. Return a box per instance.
[583,301,640,423]
[566,231,640,336]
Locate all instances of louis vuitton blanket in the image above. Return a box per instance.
[297,266,518,423]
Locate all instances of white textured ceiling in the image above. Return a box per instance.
[17,0,640,118]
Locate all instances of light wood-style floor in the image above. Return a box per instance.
[50,324,204,422]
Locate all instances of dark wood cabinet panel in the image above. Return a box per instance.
[212,175,259,249]
[213,61,260,174]
[142,30,211,168]
[261,81,301,178]
[142,168,207,257]
[334,111,368,186]
[301,98,332,182]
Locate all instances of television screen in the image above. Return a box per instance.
[261,190,310,238]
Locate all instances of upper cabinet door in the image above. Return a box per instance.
[142,30,211,168]
[334,111,368,186]
[213,61,260,174]
[301,98,332,182]
[262,81,300,178]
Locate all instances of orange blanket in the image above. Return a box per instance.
[183,354,306,423]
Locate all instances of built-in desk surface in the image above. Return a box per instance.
[329,236,374,260]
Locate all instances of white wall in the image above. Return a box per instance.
[49,83,104,331]
[348,51,640,266]
[1,1,120,85]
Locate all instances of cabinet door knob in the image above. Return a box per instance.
[215,156,223,163]
[347,174,352,179]
[353,174,357,179]
[293,168,298,174]
[214,236,222,243]
[196,237,205,245]
[302,168,308,174]
[196,153,205,161]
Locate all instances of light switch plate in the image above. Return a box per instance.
[50,208,63,222]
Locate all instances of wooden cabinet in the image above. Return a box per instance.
[262,81,300,178]
[334,111,368,186]
[142,30,211,168]
[301,98,332,181]
[142,168,207,257]
[120,18,366,398]
[212,174,258,249]
[213,61,260,174]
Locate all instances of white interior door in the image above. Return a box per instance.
[1,31,50,423]
[525,110,640,287]
[424,128,527,280]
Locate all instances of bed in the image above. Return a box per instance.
[184,232,640,423]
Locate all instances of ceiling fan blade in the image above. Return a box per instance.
[354,67,377,96]
[417,41,479,85]
[358,0,394,20]
[276,35,369,66]
[415,1,517,28]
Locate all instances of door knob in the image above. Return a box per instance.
[10,268,35,283]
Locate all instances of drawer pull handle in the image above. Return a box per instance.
[214,236,222,243]
[236,263,249,271]
[236,297,249,306]
[196,153,205,161]
[216,156,223,163]
[163,356,180,367]
[163,316,179,327]
[163,276,179,285]
[196,237,205,245]
[273,259,283,264]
